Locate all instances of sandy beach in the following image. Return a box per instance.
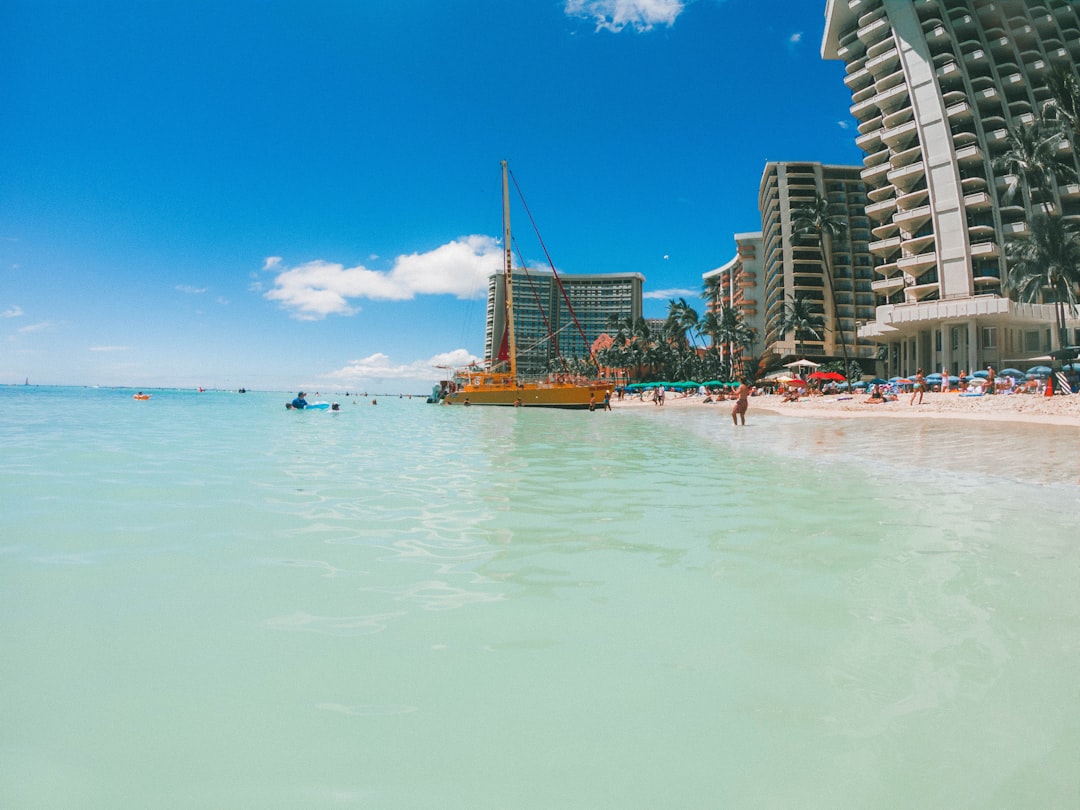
[609,388,1080,428]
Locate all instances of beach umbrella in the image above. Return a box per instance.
[868,377,887,385]
[925,373,942,381]
[808,370,845,381]
[1026,366,1052,377]
[852,381,868,388]
[971,370,989,378]
[784,359,820,369]
[998,368,1025,379]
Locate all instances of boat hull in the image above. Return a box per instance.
[443,380,605,409]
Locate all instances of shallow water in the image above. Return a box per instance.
[2,387,1078,808]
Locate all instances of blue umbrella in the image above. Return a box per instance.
[868,377,887,385]
[971,370,989,379]
[999,368,1025,379]
[1026,366,1052,377]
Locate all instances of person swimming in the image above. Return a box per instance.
[290,391,308,409]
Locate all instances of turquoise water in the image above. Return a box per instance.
[2,386,1078,808]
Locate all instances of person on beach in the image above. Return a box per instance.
[941,366,949,393]
[986,365,996,394]
[959,370,967,392]
[910,369,925,405]
[732,380,751,425]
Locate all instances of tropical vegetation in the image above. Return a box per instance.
[592,298,758,384]
[997,69,1080,350]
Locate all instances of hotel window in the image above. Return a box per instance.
[1024,331,1040,352]
[982,326,997,349]
[951,326,960,351]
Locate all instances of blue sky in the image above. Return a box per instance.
[2,0,863,392]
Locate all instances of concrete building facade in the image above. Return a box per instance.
[757,161,877,365]
[484,269,644,377]
[703,232,766,365]
[823,0,1080,377]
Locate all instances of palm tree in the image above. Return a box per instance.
[1043,64,1080,143]
[791,192,851,382]
[710,307,756,378]
[992,119,1077,211]
[1004,213,1080,349]
[779,295,824,359]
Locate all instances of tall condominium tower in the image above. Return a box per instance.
[823,0,1080,376]
[703,232,766,366]
[484,269,644,377]
[758,162,877,364]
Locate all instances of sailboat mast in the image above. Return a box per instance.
[501,160,517,378]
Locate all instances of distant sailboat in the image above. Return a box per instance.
[441,161,603,409]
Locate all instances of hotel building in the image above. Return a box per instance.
[484,269,645,377]
[823,0,1080,376]
[703,232,766,365]
[757,162,878,364]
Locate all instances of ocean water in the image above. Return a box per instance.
[2,386,1078,809]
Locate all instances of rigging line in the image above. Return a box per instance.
[507,167,590,352]
[511,236,570,373]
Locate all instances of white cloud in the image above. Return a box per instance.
[89,345,130,352]
[644,288,699,300]
[565,0,685,32]
[837,120,850,130]
[263,235,502,320]
[1,305,23,318]
[789,31,803,45]
[176,284,207,294]
[325,349,481,385]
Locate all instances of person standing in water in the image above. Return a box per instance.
[731,380,751,426]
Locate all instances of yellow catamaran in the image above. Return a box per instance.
[441,161,604,408]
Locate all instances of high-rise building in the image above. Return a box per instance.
[757,161,876,363]
[484,269,644,377]
[703,232,766,365]
[823,0,1080,376]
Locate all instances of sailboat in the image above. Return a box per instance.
[441,161,605,409]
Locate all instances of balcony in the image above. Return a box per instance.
[903,233,935,254]
[875,83,909,113]
[856,128,883,152]
[870,235,902,256]
[897,251,937,273]
[861,161,891,184]
[887,161,926,191]
[889,144,923,170]
[866,46,900,76]
[844,65,874,91]
[897,188,929,210]
[882,119,918,150]
[866,185,894,203]
[872,275,906,294]
[946,100,974,122]
[955,144,984,164]
[895,204,932,231]
[866,196,898,221]
[872,222,900,240]
[970,241,1001,259]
